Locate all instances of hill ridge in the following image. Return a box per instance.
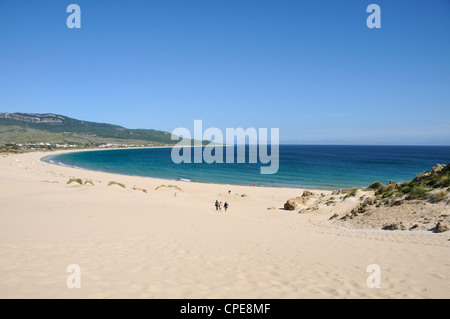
[0,112,177,146]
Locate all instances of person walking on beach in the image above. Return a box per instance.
[214,200,219,211]
[224,201,229,212]
[219,201,222,211]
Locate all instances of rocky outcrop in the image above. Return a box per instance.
[284,199,298,211]
[363,196,377,206]
[382,223,399,231]
[432,163,446,173]
[413,163,447,183]
[0,112,65,124]
[294,196,308,206]
[382,222,406,231]
[301,190,318,198]
[382,222,406,230]
[343,212,353,221]
[335,164,450,234]
[306,202,319,211]
[285,196,313,210]
[346,204,368,218]
[436,222,449,233]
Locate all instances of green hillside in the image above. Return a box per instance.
[0,113,178,145]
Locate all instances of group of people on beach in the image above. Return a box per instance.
[214,200,229,212]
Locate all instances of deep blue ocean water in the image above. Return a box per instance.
[44,145,450,189]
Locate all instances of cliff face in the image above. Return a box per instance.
[0,113,65,125]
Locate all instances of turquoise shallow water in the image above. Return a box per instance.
[43,145,450,189]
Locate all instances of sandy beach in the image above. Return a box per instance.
[0,149,449,299]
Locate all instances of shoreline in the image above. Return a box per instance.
[0,149,449,298]
[39,148,315,191]
[39,148,345,191]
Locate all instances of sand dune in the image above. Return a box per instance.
[0,150,449,298]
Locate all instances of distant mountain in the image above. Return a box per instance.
[0,112,178,145]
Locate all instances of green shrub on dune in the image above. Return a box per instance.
[406,185,428,200]
[155,184,182,191]
[342,188,358,199]
[371,163,449,201]
[368,181,383,189]
[108,181,126,188]
[132,186,147,193]
[67,178,83,185]
[430,190,447,203]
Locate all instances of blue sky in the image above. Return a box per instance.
[0,0,449,145]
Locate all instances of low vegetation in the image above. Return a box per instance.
[155,184,182,191]
[325,200,337,206]
[67,178,96,186]
[0,143,28,154]
[368,181,383,189]
[369,164,449,202]
[327,164,450,233]
[108,181,126,188]
[430,190,448,203]
[0,113,179,145]
[67,178,83,185]
[132,186,148,193]
[342,188,358,199]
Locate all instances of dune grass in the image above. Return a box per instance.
[67,178,83,185]
[430,190,447,203]
[132,186,148,193]
[342,188,358,199]
[67,178,96,186]
[155,184,182,191]
[369,164,449,201]
[368,181,383,189]
[108,181,126,188]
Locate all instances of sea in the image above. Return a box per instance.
[43,145,450,189]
